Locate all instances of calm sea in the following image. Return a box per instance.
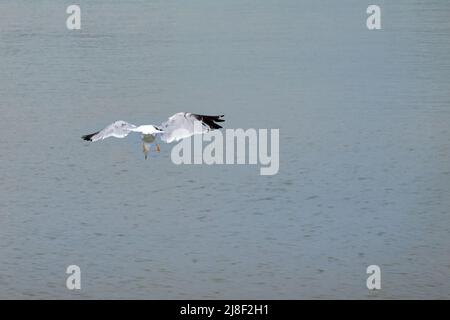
[0,0,449,298]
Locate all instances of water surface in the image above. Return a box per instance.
[0,0,449,299]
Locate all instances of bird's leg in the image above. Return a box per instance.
[155,143,160,152]
[142,142,150,160]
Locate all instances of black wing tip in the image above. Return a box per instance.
[81,131,99,141]
[193,114,225,130]
[81,134,92,141]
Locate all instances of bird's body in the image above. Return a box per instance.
[131,125,162,135]
[141,134,156,144]
[82,112,225,159]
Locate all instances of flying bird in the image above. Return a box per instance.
[82,112,225,159]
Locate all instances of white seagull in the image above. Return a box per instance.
[82,112,225,159]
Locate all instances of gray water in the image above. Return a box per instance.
[1,0,449,299]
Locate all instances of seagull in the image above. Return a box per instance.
[81,112,225,159]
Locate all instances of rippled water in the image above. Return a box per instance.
[0,1,449,299]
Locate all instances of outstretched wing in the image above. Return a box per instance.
[159,112,225,143]
[82,120,137,142]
